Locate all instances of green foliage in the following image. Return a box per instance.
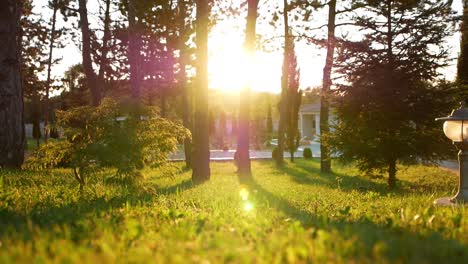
[282,33,302,161]
[25,98,190,188]
[332,0,457,187]
[1,161,467,262]
[303,147,312,159]
[458,0,468,88]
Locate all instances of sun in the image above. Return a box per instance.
[208,34,282,93]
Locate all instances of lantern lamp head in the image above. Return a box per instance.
[436,102,468,143]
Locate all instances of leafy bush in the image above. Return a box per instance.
[303,147,312,159]
[25,98,190,189]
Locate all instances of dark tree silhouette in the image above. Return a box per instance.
[236,0,258,179]
[177,0,194,169]
[192,0,211,183]
[458,0,468,102]
[78,0,100,106]
[284,37,302,162]
[44,0,58,141]
[332,0,456,188]
[276,0,290,166]
[0,0,24,168]
[320,0,336,173]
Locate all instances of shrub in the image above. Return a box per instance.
[303,147,312,159]
[25,98,190,190]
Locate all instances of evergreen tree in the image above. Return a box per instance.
[458,0,468,102]
[332,0,456,188]
[44,0,59,141]
[20,0,49,149]
[276,0,290,166]
[284,37,302,162]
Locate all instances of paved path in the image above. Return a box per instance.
[170,143,322,161]
[439,160,458,172]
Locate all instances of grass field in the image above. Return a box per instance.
[1,160,467,263]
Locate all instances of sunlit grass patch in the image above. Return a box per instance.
[0,160,467,263]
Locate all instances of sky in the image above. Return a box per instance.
[35,0,463,94]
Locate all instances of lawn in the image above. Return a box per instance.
[1,160,467,263]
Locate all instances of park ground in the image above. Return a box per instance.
[1,160,468,263]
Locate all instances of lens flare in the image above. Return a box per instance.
[244,202,254,212]
[239,186,249,201]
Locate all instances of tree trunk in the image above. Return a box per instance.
[97,0,111,91]
[44,0,58,141]
[237,0,257,179]
[320,0,336,173]
[192,0,210,183]
[128,0,141,101]
[178,0,192,169]
[276,0,289,166]
[78,0,100,106]
[388,158,397,189]
[0,0,24,168]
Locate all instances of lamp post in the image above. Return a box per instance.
[435,102,468,206]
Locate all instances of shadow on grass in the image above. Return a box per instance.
[0,176,195,239]
[0,188,153,237]
[246,177,468,262]
[273,160,389,194]
[157,178,194,195]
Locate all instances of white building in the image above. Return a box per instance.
[299,102,335,139]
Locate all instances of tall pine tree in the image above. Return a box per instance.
[284,36,302,162]
[332,0,456,188]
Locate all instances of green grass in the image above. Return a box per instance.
[1,160,467,263]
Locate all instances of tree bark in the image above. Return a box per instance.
[128,0,141,100]
[192,0,210,183]
[78,0,100,106]
[179,0,192,169]
[276,0,289,166]
[320,0,336,173]
[44,0,58,141]
[237,0,257,179]
[0,0,25,168]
